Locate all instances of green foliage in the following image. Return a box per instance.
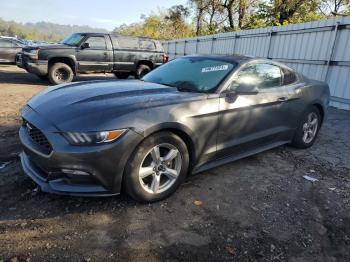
[0,18,107,42]
[113,7,193,40]
[114,1,348,40]
[1,0,349,42]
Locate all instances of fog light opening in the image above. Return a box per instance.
[61,169,90,176]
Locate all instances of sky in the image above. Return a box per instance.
[0,0,188,30]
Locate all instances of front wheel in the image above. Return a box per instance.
[291,106,321,148]
[48,62,74,85]
[124,132,189,203]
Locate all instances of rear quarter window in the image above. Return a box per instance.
[282,68,297,85]
[139,39,155,50]
[113,36,139,49]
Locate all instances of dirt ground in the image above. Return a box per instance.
[0,65,349,262]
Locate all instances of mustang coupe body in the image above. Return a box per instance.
[19,55,330,202]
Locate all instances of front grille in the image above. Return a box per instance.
[23,119,53,155]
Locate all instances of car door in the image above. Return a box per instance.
[0,39,16,63]
[216,62,293,159]
[76,35,112,72]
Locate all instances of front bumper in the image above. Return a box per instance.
[18,54,48,76]
[20,152,117,197]
[19,106,143,197]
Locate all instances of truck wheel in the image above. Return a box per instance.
[135,64,151,79]
[48,63,74,85]
[114,72,130,79]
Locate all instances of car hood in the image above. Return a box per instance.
[23,44,73,51]
[27,80,205,131]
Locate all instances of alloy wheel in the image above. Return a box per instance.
[302,112,318,144]
[139,143,182,194]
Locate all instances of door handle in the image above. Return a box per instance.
[103,52,107,56]
[278,97,287,102]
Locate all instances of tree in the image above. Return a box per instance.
[165,5,192,37]
[189,0,211,35]
[319,0,350,15]
[222,0,236,30]
[112,7,193,40]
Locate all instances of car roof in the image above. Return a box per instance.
[184,54,255,64]
[182,54,295,69]
[74,32,158,41]
[111,34,158,41]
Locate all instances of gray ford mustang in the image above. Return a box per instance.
[19,55,330,202]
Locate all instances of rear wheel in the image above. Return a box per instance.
[48,62,74,85]
[114,72,130,79]
[291,106,321,148]
[135,64,151,79]
[124,132,189,203]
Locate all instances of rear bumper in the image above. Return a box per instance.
[16,53,24,68]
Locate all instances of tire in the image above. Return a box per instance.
[48,62,74,85]
[36,75,48,81]
[291,106,321,149]
[114,72,130,79]
[135,64,151,79]
[124,132,189,203]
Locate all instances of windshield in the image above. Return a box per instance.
[142,57,237,93]
[62,33,85,46]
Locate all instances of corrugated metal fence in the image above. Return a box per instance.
[162,16,350,110]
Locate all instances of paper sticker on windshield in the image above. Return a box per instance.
[202,64,229,73]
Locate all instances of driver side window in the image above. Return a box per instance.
[229,64,259,91]
[84,36,106,49]
[229,63,282,91]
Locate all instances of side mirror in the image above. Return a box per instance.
[234,83,259,95]
[81,42,90,49]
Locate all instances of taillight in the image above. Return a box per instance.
[162,53,168,64]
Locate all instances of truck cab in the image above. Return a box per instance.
[18,33,167,85]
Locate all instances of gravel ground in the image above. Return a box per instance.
[0,65,349,262]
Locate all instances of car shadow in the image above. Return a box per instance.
[0,65,46,85]
[0,65,130,86]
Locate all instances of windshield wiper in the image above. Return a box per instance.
[158,82,176,88]
[176,86,196,92]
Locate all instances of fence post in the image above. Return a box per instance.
[174,41,177,58]
[195,39,199,54]
[184,40,187,56]
[232,34,237,54]
[166,42,169,55]
[266,29,273,59]
[210,37,216,54]
[324,21,340,82]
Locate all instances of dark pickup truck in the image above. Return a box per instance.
[17,33,167,85]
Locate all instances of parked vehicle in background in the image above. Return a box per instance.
[19,55,329,202]
[0,37,25,64]
[17,33,168,85]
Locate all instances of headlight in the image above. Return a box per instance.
[62,129,126,145]
[24,49,39,59]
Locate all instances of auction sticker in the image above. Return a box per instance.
[202,64,229,73]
